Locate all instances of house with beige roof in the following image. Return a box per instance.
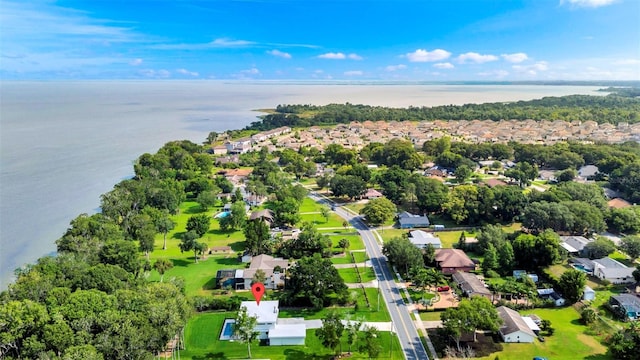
[236,254,290,290]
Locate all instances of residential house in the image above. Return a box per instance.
[225,137,253,154]
[398,211,430,229]
[364,188,383,199]
[482,178,508,188]
[408,230,441,249]
[608,294,640,321]
[240,300,306,345]
[452,271,492,299]
[236,254,290,290]
[497,306,536,343]
[572,257,636,284]
[249,209,275,226]
[608,198,632,208]
[211,145,228,155]
[559,236,593,257]
[434,249,475,274]
[578,165,599,180]
[537,288,566,306]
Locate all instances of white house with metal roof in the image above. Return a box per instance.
[240,300,306,346]
[408,230,441,249]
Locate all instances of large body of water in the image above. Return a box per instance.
[0,81,603,288]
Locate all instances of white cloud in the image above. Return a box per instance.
[513,61,549,75]
[129,58,143,66]
[406,49,451,62]
[267,49,291,59]
[433,62,454,69]
[139,69,171,78]
[501,53,528,63]
[176,68,199,77]
[561,0,617,8]
[318,52,346,59]
[344,70,363,76]
[241,67,260,75]
[613,59,640,65]
[210,38,255,47]
[317,52,362,60]
[478,70,509,78]
[385,64,407,72]
[457,52,499,64]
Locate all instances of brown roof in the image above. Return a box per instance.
[249,209,274,221]
[483,178,508,188]
[244,254,290,279]
[435,249,475,269]
[223,168,253,177]
[608,198,632,209]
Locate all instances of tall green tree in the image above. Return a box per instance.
[179,230,205,263]
[360,197,397,226]
[234,306,259,359]
[316,311,345,355]
[620,235,640,261]
[153,258,173,282]
[382,237,425,278]
[482,243,499,275]
[441,296,502,350]
[243,218,271,255]
[558,269,587,304]
[186,214,211,237]
[286,255,347,309]
[358,325,382,359]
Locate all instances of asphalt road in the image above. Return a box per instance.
[309,194,430,360]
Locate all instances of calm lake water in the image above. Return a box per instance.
[0,81,602,287]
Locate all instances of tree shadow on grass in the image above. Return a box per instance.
[171,259,192,267]
[191,352,227,360]
[172,231,186,240]
[228,241,246,252]
[284,349,331,360]
[202,277,218,290]
[184,204,206,214]
[213,257,240,266]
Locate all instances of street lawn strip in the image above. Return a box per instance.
[301,212,347,228]
[352,251,369,263]
[342,202,365,215]
[147,255,244,296]
[338,267,362,283]
[474,307,610,360]
[419,310,444,321]
[331,253,355,265]
[181,311,403,359]
[326,233,365,251]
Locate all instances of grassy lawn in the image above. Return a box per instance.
[342,202,365,215]
[181,311,402,359]
[326,233,365,251]
[407,289,436,304]
[379,228,408,242]
[299,196,325,213]
[302,212,347,228]
[476,308,610,360]
[352,251,369,263]
[338,267,362,283]
[330,253,353,265]
[609,250,633,266]
[419,310,444,321]
[147,255,244,296]
[280,288,390,322]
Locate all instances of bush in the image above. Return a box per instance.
[484,270,500,278]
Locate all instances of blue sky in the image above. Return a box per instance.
[1,0,638,80]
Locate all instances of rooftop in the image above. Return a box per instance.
[497,306,536,338]
[241,300,279,324]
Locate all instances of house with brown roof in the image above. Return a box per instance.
[608,198,632,209]
[434,249,475,274]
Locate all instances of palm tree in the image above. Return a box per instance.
[153,258,173,282]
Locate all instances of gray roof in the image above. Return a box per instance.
[611,294,640,313]
[399,212,430,227]
[452,272,491,297]
[409,230,441,247]
[497,306,536,338]
[559,236,593,253]
[578,165,599,178]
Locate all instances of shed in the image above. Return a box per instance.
[583,286,596,301]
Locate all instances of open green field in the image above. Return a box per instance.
[419,310,444,321]
[180,311,402,359]
[148,255,244,296]
[476,308,610,360]
[337,266,376,283]
[326,232,365,251]
[280,287,390,322]
[302,212,348,228]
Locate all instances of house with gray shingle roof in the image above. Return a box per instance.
[497,306,536,343]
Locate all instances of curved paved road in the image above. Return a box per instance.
[310,194,429,360]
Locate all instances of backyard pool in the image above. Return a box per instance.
[220,319,235,340]
[214,211,231,219]
[572,264,592,274]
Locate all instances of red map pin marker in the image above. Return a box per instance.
[251,282,265,305]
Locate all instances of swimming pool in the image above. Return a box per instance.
[214,211,231,219]
[572,264,591,273]
[220,319,235,340]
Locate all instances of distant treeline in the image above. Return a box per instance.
[246,94,640,131]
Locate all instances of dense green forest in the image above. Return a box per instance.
[247,93,640,131]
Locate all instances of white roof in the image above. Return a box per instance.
[235,269,244,278]
[240,300,279,324]
[409,230,441,247]
[522,317,541,332]
[268,324,306,339]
